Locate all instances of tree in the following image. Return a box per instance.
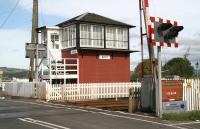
[163,57,194,78]
[131,59,154,81]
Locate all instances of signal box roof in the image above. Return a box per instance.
[57,12,135,28]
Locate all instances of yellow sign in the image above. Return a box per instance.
[0,70,3,75]
[186,83,192,88]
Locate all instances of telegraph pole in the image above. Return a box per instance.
[29,0,38,82]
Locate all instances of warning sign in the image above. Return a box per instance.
[162,80,183,102]
[186,83,192,88]
[163,101,187,114]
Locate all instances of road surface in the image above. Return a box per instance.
[0,99,200,129]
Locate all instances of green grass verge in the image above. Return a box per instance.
[163,111,200,121]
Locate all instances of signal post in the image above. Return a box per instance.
[150,17,184,117]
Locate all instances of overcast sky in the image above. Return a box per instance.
[0,0,200,70]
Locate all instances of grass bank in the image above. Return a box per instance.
[163,111,200,121]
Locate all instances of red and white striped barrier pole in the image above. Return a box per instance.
[142,0,162,118]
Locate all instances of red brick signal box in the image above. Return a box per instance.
[39,13,136,84]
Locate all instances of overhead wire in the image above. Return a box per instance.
[0,0,21,29]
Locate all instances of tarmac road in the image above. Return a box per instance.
[0,99,200,129]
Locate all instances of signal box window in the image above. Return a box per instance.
[51,34,59,42]
[51,33,59,49]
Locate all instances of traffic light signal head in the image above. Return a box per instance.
[164,26,184,40]
[157,23,172,37]
[150,17,184,48]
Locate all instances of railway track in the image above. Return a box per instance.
[62,99,129,111]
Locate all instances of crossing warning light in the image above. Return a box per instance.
[150,17,184,48]
[164,26,184,40]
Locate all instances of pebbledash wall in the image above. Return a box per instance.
[62,50,130,83]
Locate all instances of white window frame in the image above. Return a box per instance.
[41,31,47,44]
[50,33,60,49]
[80,24,104,48]
[62,25,76,49]
[91,25,104,48]
[51,33,59,42]
[106,26,128,49]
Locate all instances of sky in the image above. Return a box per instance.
[0,0,200,70]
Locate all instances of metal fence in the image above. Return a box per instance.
[4,82,46,99]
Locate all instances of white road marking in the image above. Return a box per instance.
[0,97,5,100]
[170,121,200,125]
[6,99,189,129]
[72,108,88,112]
[6,99,93,113]
[18,118,57,129]
[98,112,187,129]
[5,100,64,109]
[88,111,97,114]
[115,111,155,119]
[18,118,70,129]
[5,100,89,113]
[85,107,103,111]
[49,103,67,107]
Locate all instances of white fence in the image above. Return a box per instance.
[0,82,5,91]
[2,79,200,111]
[183,79,200,111]
[4,82,46,99]
[46,83,141,101]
